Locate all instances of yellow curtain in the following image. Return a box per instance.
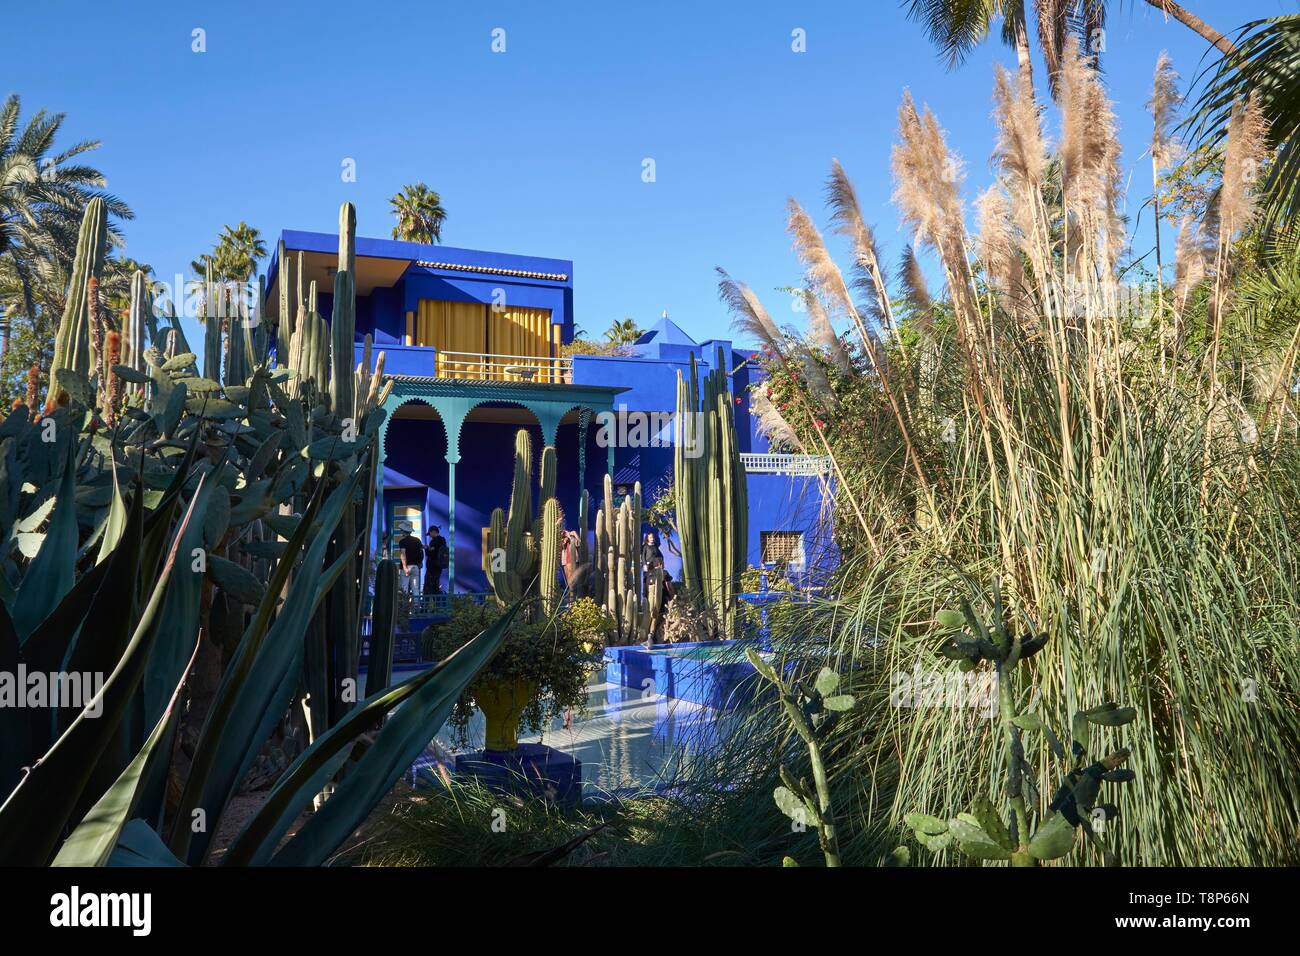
[489,306,553,380]
[416,300,487,377]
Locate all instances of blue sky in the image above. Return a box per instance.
[5,0,1294,352]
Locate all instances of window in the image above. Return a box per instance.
[761,531,804,568]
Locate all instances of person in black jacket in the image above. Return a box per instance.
[641,531,664,597]
[424,526,448,595]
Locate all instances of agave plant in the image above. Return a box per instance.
[0,198,510,866]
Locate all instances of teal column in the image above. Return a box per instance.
[433,395,477,596]
[578,408,590,502]
[376,408,389,557]
[446,455,458,595]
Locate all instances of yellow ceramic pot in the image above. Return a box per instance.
[474,677,538,752]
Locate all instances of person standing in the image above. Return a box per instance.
[396,524,424,596]
[424,526,449,595]
[641,531,664,597]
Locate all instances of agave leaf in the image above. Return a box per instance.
[0,481,201,865]
[52,641,199,866]
[10,442,79,645]
[96,460,129,565]
[107,819,184,867]
[173,471,360,865]
[260,603,524,867]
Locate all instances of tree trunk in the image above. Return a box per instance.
[1011,0,1036,95]
[1143,0,1238,58]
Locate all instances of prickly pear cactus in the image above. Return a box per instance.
[903,590,1137,866]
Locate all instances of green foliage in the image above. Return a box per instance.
[422,598,602,746]
[902,590,1137,867]
[0,200,512,869]
[746,648,855,867]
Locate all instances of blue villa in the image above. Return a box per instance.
[263,230,837,593]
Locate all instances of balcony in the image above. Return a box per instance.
[355,343,574,384]
[740,453,833,476]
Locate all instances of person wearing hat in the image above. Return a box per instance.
[424,525,448,595]
[395,522,423,596]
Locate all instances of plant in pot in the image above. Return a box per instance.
[424,598,602,751]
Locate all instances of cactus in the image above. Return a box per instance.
[49,197,108,404]
[364,558,399,699]
[746,649,856,867]
[674,347,747,639]
[586,473,664,645]
[483,429,566,615]
[330,202,356,417]
[125,270,148,396]
[539,498,562,616]
[902,586,1137,866]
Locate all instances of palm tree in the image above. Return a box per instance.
[103,256,154,313]
[0,94,132,350]
[389,183,447,244]
[903,0,1235,97]
[192,221,266,283]
[604,318,644,346]
[1190,15,1300,238]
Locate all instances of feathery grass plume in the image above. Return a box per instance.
[804,287,852,371]
[1058,37,1124,275]
[891,93,967,268]
[750,381,803,452]
[975,185,1024,306]
[1149,52,1183,323]
[899,245,933,329]
[1218,93,1270,250]
[716,267,784,356]
[1172,215,1208,315]
[991,64,1048,245]
[827,159,898,340]
[787,192,932,497]
[1149,52,1184,172]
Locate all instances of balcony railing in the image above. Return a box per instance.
[434,350,573,384]
[740,453,833,476]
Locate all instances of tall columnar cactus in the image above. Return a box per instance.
[202,261,223,382]
[330,202,356,417]
[49,197,108,403]
[125,270,148,396]
[674,347,748,639]
[540,498,562,616]
[589,473,663,644]
[483,429,564,615]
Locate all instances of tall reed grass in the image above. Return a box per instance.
[710,39,1300,866]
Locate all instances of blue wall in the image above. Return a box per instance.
[271,229,836,587]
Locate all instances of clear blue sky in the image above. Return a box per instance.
[5,0,1293,353]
